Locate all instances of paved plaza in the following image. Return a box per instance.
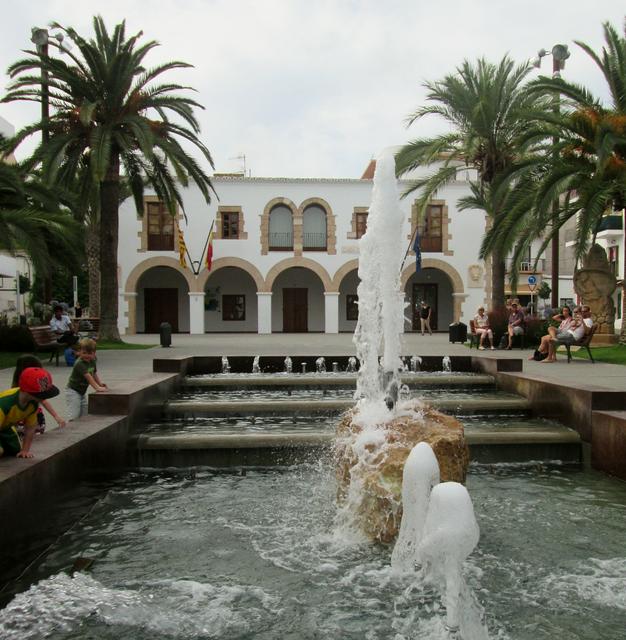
[0,332,622,425]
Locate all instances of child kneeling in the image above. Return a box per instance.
[66,338,108,421]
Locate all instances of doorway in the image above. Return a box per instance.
[283,288,308,332]
[144,288,179,333]
[412,283,438,331]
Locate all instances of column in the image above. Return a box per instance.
[324,292,339,334]
[122,292,137,335]
[188,292,205,334]
[257,292,273,334]
[452,292,468,323]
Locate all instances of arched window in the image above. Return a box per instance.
[269,205,293,250]
[303,205,327,250]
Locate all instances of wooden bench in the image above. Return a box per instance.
[469,319,479,348]
[28,326,65,366]
[563,324,597,363]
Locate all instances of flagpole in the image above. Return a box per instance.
[199,220,215,270]
[401,224,419,272]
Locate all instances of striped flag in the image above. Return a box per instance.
[205,229,214,271]
[177,222,188,269]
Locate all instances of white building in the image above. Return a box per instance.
[116,159,501,335]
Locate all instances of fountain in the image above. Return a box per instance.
[347,356,357,373]
[332,362,339,373]
[252,356,261,374]
[335,151,469,541]
[221,356,230,374]
[284,356,292,374]
[316,357,326,373]
[443,356,452,373]
[410,355,422,372]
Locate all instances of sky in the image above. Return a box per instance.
[0,0,625,179]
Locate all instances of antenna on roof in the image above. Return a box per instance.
[229,153,248,177]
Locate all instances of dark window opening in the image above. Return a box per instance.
[346,294,359,321]
[222,295,246,321]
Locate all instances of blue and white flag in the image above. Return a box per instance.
[413,228,422,273]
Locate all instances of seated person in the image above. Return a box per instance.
[49,304,79,346]
[506,302,525,349]
[530,306,573,361]
[543,307,588,363]
[581,305,594,334]
[474,307,494,350]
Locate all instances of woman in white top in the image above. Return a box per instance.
[543,307,585,363]
[474,307,494,350]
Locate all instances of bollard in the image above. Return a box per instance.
[159,322,172,347]
[332,362,339,373]
[301,362,307,374]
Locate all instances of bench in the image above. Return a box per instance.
[469,319,479,348]
[563,324,597,363]
[28,326,65,366]
[76,317,100,339]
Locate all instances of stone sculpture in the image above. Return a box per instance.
[573,244,617,342]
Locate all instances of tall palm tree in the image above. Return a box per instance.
[396,56,544,309]
[486,20,626,340]
[3,16,215,340]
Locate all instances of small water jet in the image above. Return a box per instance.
[284,357,292,374]
[221,357,230,374]
[443,357,452,373]
[410,356,422,372]
[252,356,261,374]
[346,357,357,373]
[316,357,326,373]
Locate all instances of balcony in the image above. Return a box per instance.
[598,215,623,232]
[303,232,327,251]
[506,258,546,273]
[268,232,293,251]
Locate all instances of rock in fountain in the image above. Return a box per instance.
[335,151,469,543]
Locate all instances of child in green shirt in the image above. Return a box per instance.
[65,338,108,421]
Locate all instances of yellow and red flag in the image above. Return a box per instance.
[205,229,214,271]
[177,222,188,269]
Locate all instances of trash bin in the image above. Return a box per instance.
[449,322,467,344]
[159,321,172,347]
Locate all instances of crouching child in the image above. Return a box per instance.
[0,367,60,459]
[66,338,108,421]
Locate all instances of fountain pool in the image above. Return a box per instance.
[2,462,626,640]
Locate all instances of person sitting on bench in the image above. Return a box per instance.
[49,305,79,346]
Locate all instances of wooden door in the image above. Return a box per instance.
[412,283,438,331]
[144,288,179,333]
[283,288,308,332]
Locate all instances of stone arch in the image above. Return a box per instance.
[265,257,333,293]
[125,256,197,293]
[401,258,466,324]
[400,258,464,293]
[332,259,360,291]
[299,197,337,255]
[260,197,298,255]
[197,257,265,292]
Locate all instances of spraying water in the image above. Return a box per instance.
[284,356,292,374]
[252,356,261,374]
[442,357,452,373]
[347,357,357,373]
[221,357,230,374]
[316,357,326,373]
[411,356,422,372]
[353,151,405,410]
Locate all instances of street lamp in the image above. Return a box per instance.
[531,44,570,310]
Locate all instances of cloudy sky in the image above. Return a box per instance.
[1,1,625,178]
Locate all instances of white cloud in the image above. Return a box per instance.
[1,0,625,177]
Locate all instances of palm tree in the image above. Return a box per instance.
[3,16,215,340]
[396,56,544,309]
[486,20,626,340]
[0,159,81,279]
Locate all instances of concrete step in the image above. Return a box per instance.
[130,422,581,467]
[181,373,495,389]
[164,396,530,417]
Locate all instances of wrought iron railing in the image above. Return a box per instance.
[303,232,327,250]
[268,232,293,250]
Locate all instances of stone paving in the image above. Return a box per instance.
[1,332,623,425]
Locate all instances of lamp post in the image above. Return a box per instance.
[532,44,570,310]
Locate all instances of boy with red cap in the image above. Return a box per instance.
[0,367,59,459]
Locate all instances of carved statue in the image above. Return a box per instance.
[573,244,617,336]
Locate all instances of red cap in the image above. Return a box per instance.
[19,367,59,400]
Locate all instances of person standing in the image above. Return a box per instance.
[420,300,433,336]
[66,338,108,421]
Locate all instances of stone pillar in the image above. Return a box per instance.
[452,293,468,323]
[123,292,138,335]
[188,292,205,334]
[324,292,339,334]
[257,292,273,334]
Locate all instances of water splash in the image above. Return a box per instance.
[316,357,326,373]
[411,356,423,372]
[221,356,230,374]
[284,356,292,374]
[252,356,261,374]
[347,357,357,373]
[442,357,452,373]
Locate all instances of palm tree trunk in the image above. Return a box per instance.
[490,247,506,310]
[99,153,121,342]
[85,225,100,318]
[620,218,626,344]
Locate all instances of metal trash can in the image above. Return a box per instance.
[159,322,172,347]
[448,322,467,343]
